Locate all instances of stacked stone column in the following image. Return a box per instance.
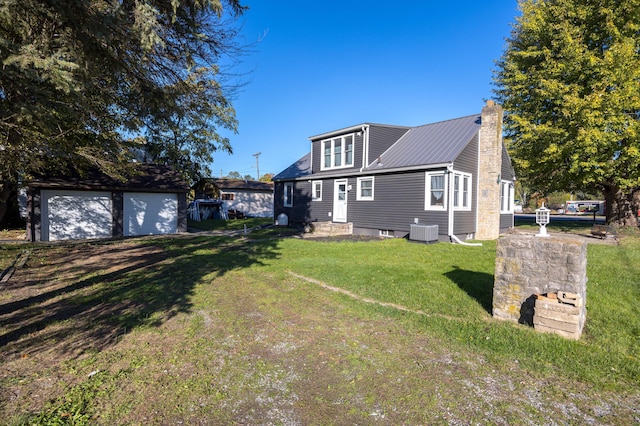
[493,235,587,339]
[476,100,503,240]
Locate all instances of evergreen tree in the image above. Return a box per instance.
[0,0,246,223]
[493,0,640,227]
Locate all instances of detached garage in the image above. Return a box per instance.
[27,164,188,242]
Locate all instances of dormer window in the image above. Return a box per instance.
[321,134,354,170]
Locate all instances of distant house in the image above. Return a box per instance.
[272,101,515,241]
[26,163,188,241]
[192,178,274,218]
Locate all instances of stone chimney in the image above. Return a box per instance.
[475,100,504,240]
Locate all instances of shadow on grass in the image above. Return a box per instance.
[0,235,282,358]
[444,266,494,314]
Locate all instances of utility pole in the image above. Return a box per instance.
[252,152,261,181]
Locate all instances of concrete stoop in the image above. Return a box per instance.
[309,222,353,237]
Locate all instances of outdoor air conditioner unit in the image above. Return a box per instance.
[409,224,439,243]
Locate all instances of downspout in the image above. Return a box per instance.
[447,163,482,247]
[360,125,368,172]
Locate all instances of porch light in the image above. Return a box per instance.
[535,203,550,237]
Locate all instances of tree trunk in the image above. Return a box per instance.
[0,180,12,226]
[602,185,640,228]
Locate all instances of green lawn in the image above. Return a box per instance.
[1,231,638,424]
[270,237,639,387]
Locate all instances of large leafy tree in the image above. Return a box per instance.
[0,0,246,224]
[493,0,640,227]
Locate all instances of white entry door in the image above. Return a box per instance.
[333,179,348,223]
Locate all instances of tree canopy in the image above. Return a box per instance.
[0,0,246,187]
[493,0,640,226]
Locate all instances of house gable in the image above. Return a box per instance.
[309,124,410,176]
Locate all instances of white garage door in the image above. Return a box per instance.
[123,192,178,236]
[42,190,113,241]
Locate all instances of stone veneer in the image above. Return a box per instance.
[493,235,587,338]
[475,100,503,240]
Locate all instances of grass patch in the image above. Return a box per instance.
[276,238,496,319]
[1,232,638,424]
[273,237,639,388]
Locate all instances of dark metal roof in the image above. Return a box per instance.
[28,163,188,192]
[365,114,481,171]
[273,153,311,181]
[214,179,274,191]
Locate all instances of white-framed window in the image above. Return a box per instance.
[452,172,472,211]
[356,177,374,201]
[425,171,447,210]
[321,134,354,170]
[312,180,322,201]
[500,181,514,213]
[284,182,293,207]
[221,193,234,201]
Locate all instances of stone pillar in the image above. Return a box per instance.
[475,100,503,240]
[493,235,587,339]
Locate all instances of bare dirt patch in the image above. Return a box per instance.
[0,241,172,417]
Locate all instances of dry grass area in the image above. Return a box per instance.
[0,236,638,424]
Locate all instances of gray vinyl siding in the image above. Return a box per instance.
[500,213,514,231]
[501,144,515,181]
[367,125,411,165]
[274,180,333,224]
[451,134,479,236]
[349,171,449,237]
[274,181,311,223]
[452,135,478,174]
[308,180,333,222]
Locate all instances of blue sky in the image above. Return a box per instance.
[214,1,520,179]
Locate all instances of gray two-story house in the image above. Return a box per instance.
[273,101,515,241]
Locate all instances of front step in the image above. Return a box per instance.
[309,221,353,236]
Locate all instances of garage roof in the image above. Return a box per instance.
[28,163,188,193]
